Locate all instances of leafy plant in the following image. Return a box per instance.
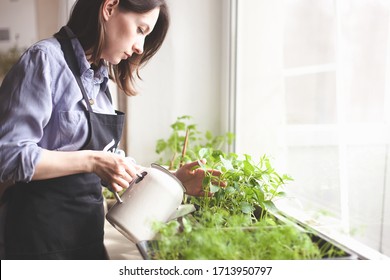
[193,152,292,218]
[156,116,290,217]
[102,186,119,200]
[151,116,345,260]
[155,115,234,169]
[0,46,23,79]
[153,213,322,260]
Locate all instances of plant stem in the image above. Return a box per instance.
[179,128,190,168]
[169,152,177,170]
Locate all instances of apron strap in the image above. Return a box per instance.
[54,27,113,109]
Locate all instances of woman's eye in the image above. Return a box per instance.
[137,27,145,35]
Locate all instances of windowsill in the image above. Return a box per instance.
[275,200,390,260]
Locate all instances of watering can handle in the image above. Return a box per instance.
[113,192,123,204]
[113,172,145,204]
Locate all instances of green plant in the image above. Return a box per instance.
[156,116,290,217]
[151,116,346,260]
[155,115,234,170]
[0,46,23,78]
[102,187,115,199]
[193,152,291,217]
[102,185,127,201]
[153,213,322,260]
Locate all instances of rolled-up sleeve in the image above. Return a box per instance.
[0,46,53,183]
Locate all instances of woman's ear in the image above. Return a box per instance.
[102,0,119,21]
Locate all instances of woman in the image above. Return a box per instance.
[0,0,221,259]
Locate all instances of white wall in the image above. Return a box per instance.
[0,0,74,50]
[126,0,228,165]
[0,0,229,166]
[0,0,37,50]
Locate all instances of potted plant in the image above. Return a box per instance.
[0,46,23,81]
[102,187,119,212]
[140,116,359,260]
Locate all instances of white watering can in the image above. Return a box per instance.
[106,163,195,244]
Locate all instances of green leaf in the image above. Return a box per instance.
[187,124,197,130]
[198,148,209,159]
[171,121,186,131]
[155,139,167,154]
[226,132,235,145]
[276,191,287,198]
[253,188,265,204]
[205,130,213,141]
[220,156,234,170]
[182,217,193,233]
[210,184,220,193]
[240,202,253,214]
[262,200,278,212]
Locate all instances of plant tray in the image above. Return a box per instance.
[135,213,361,260]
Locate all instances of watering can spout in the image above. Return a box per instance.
[168,204,196,221]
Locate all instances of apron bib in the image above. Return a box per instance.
[4,28,125,260]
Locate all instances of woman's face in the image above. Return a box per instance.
[102,5,160,65]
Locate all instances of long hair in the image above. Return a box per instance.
[66,0,169,96]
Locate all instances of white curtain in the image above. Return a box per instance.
[235,0,390,256]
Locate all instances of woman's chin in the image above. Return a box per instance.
[104,57,123,65]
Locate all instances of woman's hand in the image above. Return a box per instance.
[32,149,141,192]
[92,152,142,192]
[174,159,225,197]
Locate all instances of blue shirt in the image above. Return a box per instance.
[0,27,115,183]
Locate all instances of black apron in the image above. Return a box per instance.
[4,28,125,260]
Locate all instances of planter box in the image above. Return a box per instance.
[272,211,362,260]
[134,209,360,260]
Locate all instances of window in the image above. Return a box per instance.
[234,0,390,256]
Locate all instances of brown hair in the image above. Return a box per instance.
[66,0,169,96]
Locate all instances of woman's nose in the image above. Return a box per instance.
[133,40,144,55]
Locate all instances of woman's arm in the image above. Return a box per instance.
[33,149,140,192]
[32,150,94,180]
